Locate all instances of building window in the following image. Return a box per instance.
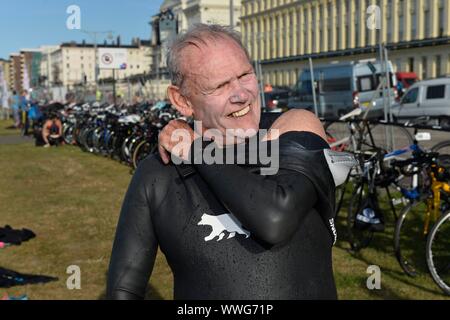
[425,6,431,38]
[337,0,342,48]
[398,0,404,41]
[312,7,316,52]
[422,56,427,79]
[258,19,262,59]
[303,10,307,53]
[436,55,441,76]
[66,63,70,68]
[336,26,340,49]
[365,5,370,43]
[327,2,332,50]
[411,0,417,38]
[319,15,323,52]
[408,57,414,72]
[396,59,402,72]
[439,0,445,37]
[346,0,351,48]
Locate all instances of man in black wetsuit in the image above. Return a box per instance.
[107,24,355,300]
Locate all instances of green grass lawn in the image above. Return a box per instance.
[0,119,20,136]
[0,133,448,299]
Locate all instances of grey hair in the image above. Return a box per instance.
[166,23,252,94]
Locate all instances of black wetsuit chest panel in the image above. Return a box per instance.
[150,164,336,300]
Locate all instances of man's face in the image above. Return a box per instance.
[182,38,261,142]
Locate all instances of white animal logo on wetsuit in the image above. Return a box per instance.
[198,213,250,242]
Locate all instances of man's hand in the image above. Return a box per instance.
[158,119,198,164]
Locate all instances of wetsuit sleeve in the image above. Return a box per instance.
[107,164,158,300]
[191,131,329,246]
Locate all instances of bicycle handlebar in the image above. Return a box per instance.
[391,151,440,173]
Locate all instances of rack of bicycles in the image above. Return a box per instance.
[41,101,183,170]
[324,108,450,296]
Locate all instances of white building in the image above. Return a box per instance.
[158,0,241,33]
[39,45,61,88]
[45,41,152,88]
[241,0,450,86]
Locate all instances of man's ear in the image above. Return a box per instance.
[167,85,193,117]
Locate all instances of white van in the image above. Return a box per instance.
[288,60,397,119]
[391,77,450,128]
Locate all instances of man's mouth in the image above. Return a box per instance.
[228,106,250,118]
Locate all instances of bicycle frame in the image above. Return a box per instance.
[424,166,450,236]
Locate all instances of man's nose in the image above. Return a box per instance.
[229,80,249,104]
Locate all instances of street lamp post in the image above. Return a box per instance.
[230,0,234,29]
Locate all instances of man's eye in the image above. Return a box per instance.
[239,73,254,81]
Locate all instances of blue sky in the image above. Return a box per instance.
[0,0,164,59]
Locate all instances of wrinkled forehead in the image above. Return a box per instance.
[180,37,252,90]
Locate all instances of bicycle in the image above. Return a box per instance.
[346,146,422,251]
[345,123,434,252]
[426,207,450,295]
[394,152,450,278]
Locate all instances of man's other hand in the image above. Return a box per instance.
[158,119,197,164]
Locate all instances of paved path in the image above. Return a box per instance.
[0,135,33,145]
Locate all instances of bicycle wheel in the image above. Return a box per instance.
[347,179,375,251]
[426,210,450,295]
[132,139,157,169]
[63,124,74,145]
[84,128,96,153]
[394,201,428,277]
[121,136,132,163]
[368,124,413,152]
[432,140,450,156]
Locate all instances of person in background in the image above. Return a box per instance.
[41,112,63,148]
[28,100,42,136]
[396,80,404,99]
[19,90,29,135]
[10,91,20,128]
[0,89,10,121]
